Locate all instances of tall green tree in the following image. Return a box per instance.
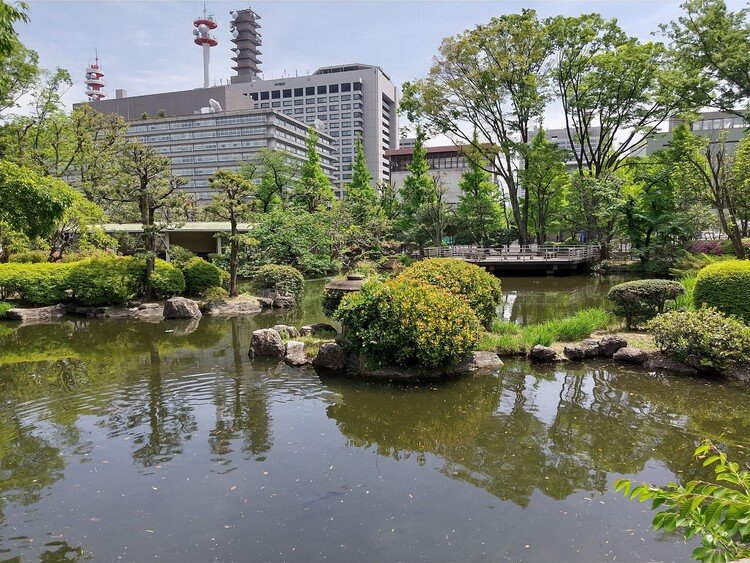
[343,137,378,225]
[402,9,551,245]
[662,0,750,121]
[455,143,503,246]
[103,142,187,298]
[522,128,569,245]
[396,129,434,251]
[253,148,298,212]
[206,170,256,296]
[293,129,334,213]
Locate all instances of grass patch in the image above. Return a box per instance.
[297,335,334,358]
[674,273,696,311]
[0,302,12,319]
[480,308,613,354]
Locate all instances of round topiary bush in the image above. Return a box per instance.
[334,278,481,368]
[252,264,305,297]
[183,257,223,296]
[648,308,750,372]
[693,260,750,323]
[203,286,229,303]
[607,279,685,329]
[68,257,144,306]
[395,258,502,328]
[150,259,185,299]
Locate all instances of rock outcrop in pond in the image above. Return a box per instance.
[163,297,202,319]
[250,328,285,358]
[6,304,66,322]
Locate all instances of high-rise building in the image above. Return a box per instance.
[230,64,398,197]
[534,127,601,171]
[85,85,336,202]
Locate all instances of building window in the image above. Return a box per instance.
[353,82,362,91]
[342,130,352,137]
[272,101,281,108]
[341,83,351,92]
[342,113,351,119]
[330,131,340,137]
[329,113,339,120]
[342,121,351,127]
[329,96,339,102]
[260,91,269,100]
[329,105,339,111]
[249,92,258,101]
[318,114,327,120]
[305,98,315,104]
[317,86,327,94]
[294,87,303,96]
[329,122,339,129]
[272,90,280,99]
[260,102,269,108]
[283,100,292,107]
[306,107,315,113]
[294,108,303,114]
[341,94,351,101]
[329,84,339,93]
[294,99,303,106]
[283,89,292,98]
[306,116,315,123]
[305,86,314,96]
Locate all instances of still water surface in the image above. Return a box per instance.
[1,277,748,561]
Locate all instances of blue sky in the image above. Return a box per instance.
[17,1,744,129]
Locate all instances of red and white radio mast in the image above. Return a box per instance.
[84,50,106,101]
[193,4,218,88]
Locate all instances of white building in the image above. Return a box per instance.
[230,64,398,197]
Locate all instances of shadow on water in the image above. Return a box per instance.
[0,276,748,560]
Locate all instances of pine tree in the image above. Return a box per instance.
[396,128,434,250]
[343,136,377,225]
[293,129,334,213]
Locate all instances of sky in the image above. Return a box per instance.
[16,0,746,131]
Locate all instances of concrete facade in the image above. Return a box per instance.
[534,127,601,170]
[231,64,398,197]
[86,86,336,202]
[643,111,748,155]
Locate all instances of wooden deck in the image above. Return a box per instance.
[423,245,599,275]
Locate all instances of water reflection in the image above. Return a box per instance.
[0,280,748,560]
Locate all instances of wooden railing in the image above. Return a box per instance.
[423,244,599,262]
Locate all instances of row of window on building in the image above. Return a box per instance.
[692,117,747,131]
[249,82,363,102]
[129,114,267,133]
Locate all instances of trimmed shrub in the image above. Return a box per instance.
[607,279,685,329]
[8,250,49,263]
[167,245,195,269]
[335,279,481,368]
[693,260,750,323]
[252,264,305,297]
[396,258,502,328]
[68,257,144,306]
[150,259,185,299]
[0,262,73,305]
[648,308,750,372]
[184,257,223,296]
[203,286,228,303]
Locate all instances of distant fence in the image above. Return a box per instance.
[423,244,599,262]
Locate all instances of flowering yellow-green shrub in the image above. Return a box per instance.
[396,258,502,328]
[335,278,481,368]
[694,259,750,323]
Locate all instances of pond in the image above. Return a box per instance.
[0,277,748,561]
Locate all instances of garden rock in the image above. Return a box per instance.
[598,335,628,357]
[528,345,556,362]
[250,328,284,358]
[455,351,504,373]
[258,289,296,308]
[644,352,698,376]
[613,346,648,365]
[163,297,202,319]
[6,304,66,322]
[312,342,347,371]
[581,339,601,357]
[563,345,586,361]
[284,340,309,366]
[256,297,274,308]
[273,324,300,339]
[205,296,262,316]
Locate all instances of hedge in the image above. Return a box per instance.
[252,264,305,297]
[607,279,685,329]
[68,257,145,306]
[396,258,502,328]
[335,278,481,368]
[0,262,73,305]
[150,259,185,298]
[693,260,750,323]
[183,257,223,296]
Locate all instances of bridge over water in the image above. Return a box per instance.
[423,244,599,275]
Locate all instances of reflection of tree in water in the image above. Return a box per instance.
[208,317,273,468]
[326,360,750,508]
[38,540,86,561]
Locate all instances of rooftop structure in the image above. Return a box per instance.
[642,110,748,155]
[193,6,219,88]
[232,63,397,197]
[229,7,262,83]
[84,53,106,101]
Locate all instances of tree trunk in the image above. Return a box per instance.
[229,220,238,297]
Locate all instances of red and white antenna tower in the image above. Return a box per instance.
[84,50,106,101]
[193,4,218,88]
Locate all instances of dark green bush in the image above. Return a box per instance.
[167,245,195,269]
[322,288,346,317]
[396,258,502,328]
[693,260,750,323]
[183,257,223,296]
[335,279,481,368]
[150,259,185,298]
[648,308,750,372]
[607,279,685,329]
[203,286,228,303]
[252,264,305,297]
[0,262,73,305]
[68,257,144,306]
